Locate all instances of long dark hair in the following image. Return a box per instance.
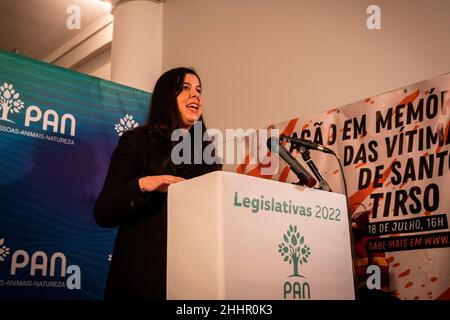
[147,67,202,136]
[146,67,221,175]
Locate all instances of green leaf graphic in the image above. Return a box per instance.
[278,225,311,278]
[291,234,297,246]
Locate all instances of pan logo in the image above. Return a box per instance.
[278,225,312,299]
[0,81,77,138]
[115,114,138,136]
[0,237,81,290]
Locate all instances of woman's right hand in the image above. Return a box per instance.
[138,175,185,193]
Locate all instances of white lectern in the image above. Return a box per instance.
[167,171,355,300]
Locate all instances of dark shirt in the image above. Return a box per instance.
[94,126,219,299]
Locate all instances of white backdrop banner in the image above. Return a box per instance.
[235,72,450,300]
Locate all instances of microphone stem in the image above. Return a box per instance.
[299,147,332,192]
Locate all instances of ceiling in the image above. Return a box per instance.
[0,0,112,61]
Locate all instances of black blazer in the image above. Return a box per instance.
[94,126,219,299]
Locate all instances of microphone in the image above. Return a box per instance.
[280,134,335,155]
[267,137,317,188]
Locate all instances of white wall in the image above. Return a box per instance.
[74,47,111,80]
[163,0,450,132]
[45,14,113,81]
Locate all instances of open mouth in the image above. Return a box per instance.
[187,103,199,111]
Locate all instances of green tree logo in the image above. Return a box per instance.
[278,225,311,277]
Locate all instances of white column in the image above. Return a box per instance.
[111,0,163,92]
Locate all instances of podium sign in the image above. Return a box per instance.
[167,171,355,300]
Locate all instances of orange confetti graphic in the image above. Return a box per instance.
[355,162,366,169]
[301,123,309,132]
[399,89,420,105]
[405,281,414,288]
[333,169,339,175]
[247,154,275,179]
[235,154,250,174]
[393,263,401,268]
[386,256,395,263]
[399,182,408,189]
[430,277,438,282]
[391,90,420,120]
[326,108,338,115]
[364,98,371,103]
[282,119,299,138]
[278,166,291,183]
[399,269,411,278]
